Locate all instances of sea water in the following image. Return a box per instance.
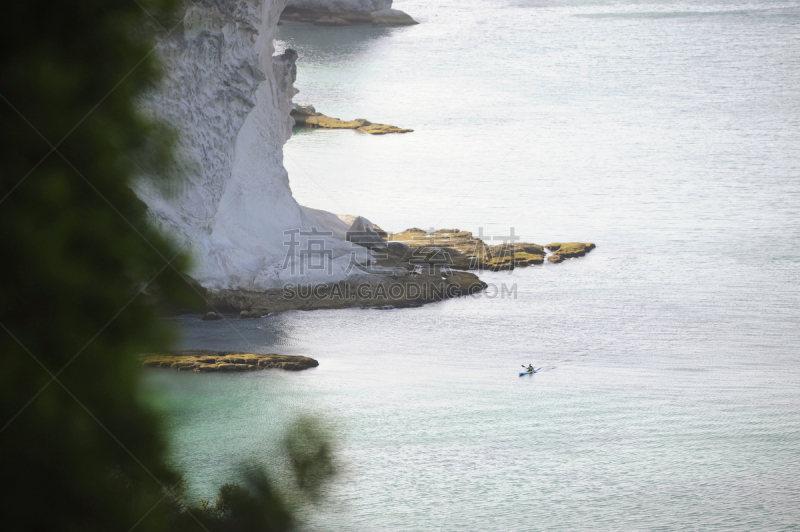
[144,0,800,529]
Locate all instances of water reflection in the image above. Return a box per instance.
[278,20,397,64]
[167,314,300,353]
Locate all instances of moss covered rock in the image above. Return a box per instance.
[359,122,413,135]
[388,228,547,271]
[545,242,596,262]
[291,107,412,134]
[139,350,319,373]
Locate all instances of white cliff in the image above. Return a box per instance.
[138,0,373,291]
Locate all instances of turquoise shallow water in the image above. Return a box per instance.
[146,0,800,529]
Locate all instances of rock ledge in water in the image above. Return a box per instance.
[291,104,412,134]
[386,228,543,271]
[386,230,596,270]
[371,8,418,25]
[545,242,596,263]
[139,350,319,372]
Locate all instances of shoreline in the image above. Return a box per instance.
[291,103,413,134]
[201,268,487,318]
[174,229,596,320]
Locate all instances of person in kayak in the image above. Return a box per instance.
[525,364,534,372]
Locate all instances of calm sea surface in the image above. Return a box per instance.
[145,0,800,529]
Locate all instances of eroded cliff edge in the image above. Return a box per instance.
[136,0,474,311]
[137,0,592,317]
[138,0,375,293]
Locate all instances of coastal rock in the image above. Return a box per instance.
[239,309,268,319]
[202,267,487,314]
[139,350,319,373]
[313,16,350,26]
[290,107,412,134]
[346,216,387,249]
[292,103,317,115]
[302,115,368,129]
[387,228,548,271]
[358,122,414,134]
[545,242,596,261]
[201,312,222,321]
[371,8,418,25]
[483,251,544,270]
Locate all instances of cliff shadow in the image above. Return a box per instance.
[277,20,401,64]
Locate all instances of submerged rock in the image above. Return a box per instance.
[139,350,319,373]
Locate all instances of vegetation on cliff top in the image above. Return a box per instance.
[0,1,334,530]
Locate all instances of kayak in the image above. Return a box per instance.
[519,367,541,376]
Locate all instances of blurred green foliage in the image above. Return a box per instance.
[168,417,337,532]
[0,1,335,530]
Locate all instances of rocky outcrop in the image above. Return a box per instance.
[387,228,547,271]
[385,229,596,270]
[371,8,417,25]
[204,268,486,314]
[184,224,595,315]
[239,309,267,319]
[137,1,407,292]
[291,103,412,134]
[173,216,486,316]
[346,216,387,248]
[281,0,417,25]
[545,243,596,263]
[136,1,588,318]
[139,350,319,372]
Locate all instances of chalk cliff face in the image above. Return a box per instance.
[138,0,368,291]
